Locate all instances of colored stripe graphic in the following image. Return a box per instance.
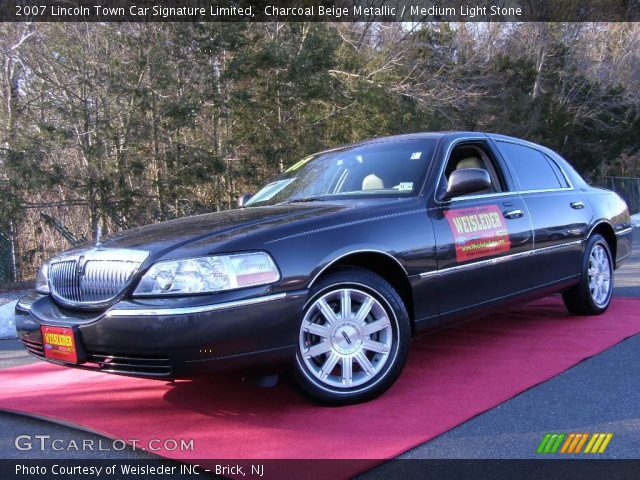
[590,434,606,453]
[563,433,580,453]
[560,433,575,453]
[568,433,582,453]
[539,433,612,454]
[585,433,613,453]
[598,434,613,453]
[537,433,566,454]
[544,434,558,453]
[584,434,599,453]
[550,434,565,453]
[537,433,551,454]
[574,433,589,453]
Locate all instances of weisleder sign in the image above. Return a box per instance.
[444,205,511,262]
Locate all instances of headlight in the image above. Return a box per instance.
[133,252,280,296]
[35,263,49,294]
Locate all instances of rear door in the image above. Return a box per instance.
[427,137,534,317]
[491,139,592,287]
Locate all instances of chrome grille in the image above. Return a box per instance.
[21,337,45,358]
[87,353,172,377]
[48,248,148,307]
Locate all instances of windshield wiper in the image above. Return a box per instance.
[280,196,326,204]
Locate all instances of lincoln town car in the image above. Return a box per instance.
[16,132,633,404]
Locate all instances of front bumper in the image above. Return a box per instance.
[16,289,307,379]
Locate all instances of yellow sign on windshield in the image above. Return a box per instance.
[285,155,313,173]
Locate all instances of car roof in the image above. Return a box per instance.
[314,132,449,156]
[315,131,553,157]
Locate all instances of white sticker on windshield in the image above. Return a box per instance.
[398,182,413,191]
[410,152,422,160]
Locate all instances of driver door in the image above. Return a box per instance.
[428,138,534,317]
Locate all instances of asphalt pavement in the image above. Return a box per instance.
[0,230,638,469]
[382,229,640,460]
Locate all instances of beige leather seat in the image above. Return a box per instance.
[362,174,384,190]
[456,157,483,170]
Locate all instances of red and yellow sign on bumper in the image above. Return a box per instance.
[41,325,78,364]
[444,205,511,262]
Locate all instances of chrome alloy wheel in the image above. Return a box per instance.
[299,288,394,389]
[588,244,612,307]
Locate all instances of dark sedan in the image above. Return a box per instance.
[16,132,633,405]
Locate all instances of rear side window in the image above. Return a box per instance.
[495,141,565,191]
[544,154,570,188]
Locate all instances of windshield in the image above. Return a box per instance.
[245,139,437,206]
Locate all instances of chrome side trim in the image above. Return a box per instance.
[446,187,574,203]
[104,293,287,317]
[615,227,633,236]
[448,191,513,202]
[308,249,409,287]
[534,240,583,254]
[419,250,534,278]
[517,187,574,195]
[419,240,582,278]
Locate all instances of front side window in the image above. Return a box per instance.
[495,141,565,191]
[436,141,506,199]
[245,139,437,206]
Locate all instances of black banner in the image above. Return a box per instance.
[1,0,639,22]
[2,459,640,480]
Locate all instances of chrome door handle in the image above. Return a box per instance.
[503,209,524,219]
[570,201,585,209]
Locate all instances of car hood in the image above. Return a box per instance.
[96,203,345,257]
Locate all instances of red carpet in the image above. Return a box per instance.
[1,296,639,479]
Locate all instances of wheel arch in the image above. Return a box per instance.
[588,221,617,265]
[309,250,415,334]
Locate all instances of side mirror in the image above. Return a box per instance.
[444,168,491,199]
[237,193,253,208]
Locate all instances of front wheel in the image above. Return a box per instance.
[293,267,410,405]
[562,234,613,315]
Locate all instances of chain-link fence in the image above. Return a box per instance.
[596,176,640,216]
[0,228,16,283]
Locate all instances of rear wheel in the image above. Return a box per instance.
[562,234,613,315]
[294,267,410,405]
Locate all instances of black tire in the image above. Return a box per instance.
[293,267,411,405]
[562,234,614,315]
